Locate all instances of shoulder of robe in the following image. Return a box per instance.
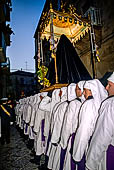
[101,96,114,107]
[62,101,69,107]
[57,101,68,110]
[70,99,82,106]
[41,96,51,103]
[43,96,51,100]
[108,96,114,103]
[82,99,94,109]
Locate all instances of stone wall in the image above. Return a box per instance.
[75,0,114,79]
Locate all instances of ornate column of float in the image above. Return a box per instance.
[49,3,58,84]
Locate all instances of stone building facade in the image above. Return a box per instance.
[73,0,114,78]
[10,70,36,100]
[0,0,13,98]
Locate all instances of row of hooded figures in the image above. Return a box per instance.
[15,72,114,170]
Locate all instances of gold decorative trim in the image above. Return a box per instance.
[40,83,68,92]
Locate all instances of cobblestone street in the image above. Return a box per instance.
[0,125,44,170]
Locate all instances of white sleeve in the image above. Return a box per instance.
[51,102,68,144]
[86,100,114,170]
[29,107,36,127]
[39,96,51,112]
[33,109,44,133]
[25,105,32,123]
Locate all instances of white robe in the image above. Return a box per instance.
[39,96,52,139]
[86,96,114,170]
[18,103,25,129]
[23,97,34,136]
[60,99,82,149]
[22,100,29,122]
[29,95,37,126]
[35,124,45,156]
[47,87,68,170]
[47,103,63,169]
[33,96,50,156]
[73,79,108,162]
[72,98,99,162]
[15,99,23,126]
[33,108,45,133]
[39,89,61,156]
[48,83,80,170]
[51,102,69,144]
[60,99,82,170]
[50,102,69,170]
[29,106,36,127]
[25,104,32,124]
[39,89,61,135]
[23,102,30,135]
[15,104,19,124]
[24,96,33,124]
[23,96,34,135]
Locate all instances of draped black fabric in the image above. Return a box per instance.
[46,34,92,84]
[46,58,56,84]
[99,72,113,87]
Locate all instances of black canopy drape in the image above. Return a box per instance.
[46,58,56,85]
[46,34,92,84]
[99,72,113,87]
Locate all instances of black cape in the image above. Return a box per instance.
[46,34,92,84]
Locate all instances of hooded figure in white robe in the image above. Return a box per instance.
[86,72,114,170]
[60,81,85,170]
[60,81,85,149]
[18,99,25,129]
[29,94,38,126]
[36,89,61,169]
[15,99,22,125]
[47,86,68,170]
[34,89,58,159]
[33,92,48,133]
[18,97,30,141]
[33,90,60,160]
[29,94,39,140]
[16,99,22,125]
[72,79,108,165]
[86,96,114,170]
[32,92,48,156]
[21,96,33,138]
[29,92,48,166]
[22,97,30,122]
[23,97,31,135]
[22,95,35,139]
[30,94,42,149]
[24,96,33,124]
[39,89,61,141]
[50,83,81,170]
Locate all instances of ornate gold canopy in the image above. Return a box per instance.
[40,6,90,44]
[37,3,91,92]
